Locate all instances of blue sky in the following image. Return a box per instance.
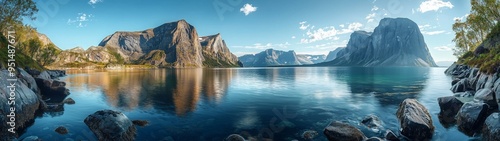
[25,0,470,62]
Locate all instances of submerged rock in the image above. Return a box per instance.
[301,130,318,140]
[55,126,69,134]
[456,102,489,136]
[438,96,464,125]
[132,120,149,126]
[482,112,500,141]
[34,78,70,103]
[63,98,75,104]
[323,121,365,141]
[224,134,245,141]
[84,110,136,141]
[384,129,399,141]
[361,114,384,132]
[396,99,434,140]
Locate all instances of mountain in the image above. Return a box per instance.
[319,18,437,67]
[47,20,241,68]
[200,33,241,67]
[296,54,326,65]
[239,49,302,67]
[324,47,345,62]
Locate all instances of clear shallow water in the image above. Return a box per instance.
[19,67,473,141]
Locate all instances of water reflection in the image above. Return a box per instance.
[66,69,235,116]
[331,67,429,106]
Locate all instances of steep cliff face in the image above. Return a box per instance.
[321,18,437,67]
[296,54,326,64]
[324,47,345,62]
[98,20,204,68]
[200,33,241,67]
[239,49,302,67]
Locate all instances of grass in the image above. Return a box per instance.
[459,23,500,74]
[0,34,45,71]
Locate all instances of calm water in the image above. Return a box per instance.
[19,67,473,141]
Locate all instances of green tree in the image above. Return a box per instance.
[0,0,38,32]
[452,0,500,57]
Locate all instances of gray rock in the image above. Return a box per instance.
[84,110,136,141]
[55,126,69,134]
[63,98,75,104]
[396,99,434,140]
[438,96,464,125]
[476,74,489,91]
[34,78,69,103]
[385,129,399,141]
[324,47,345,62]
[17,68,40,94]
[37,71,51,80]
[200,33,242,67]
[451,78,471,93]
[46,70,66,78]
[484,73,498,89]
[301,130,318,140]
[323,121,365,141]
[482,113,500,141]
[451,79,460,86]
[445,62,458,75]
[456,102,489,136]
[0,70,41,139]
[361,114,384,132]
[474,88,498,109]
[224,134,245,141]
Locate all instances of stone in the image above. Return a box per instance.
[482,113,500,141]
[385,129,399,141]
[451,79,460,86]
[0,70,41,139]
[84,110,136,141]
[456,102,489,136]
[35,78,70,103]
[361,114,384,132]
[17,68,40,94]
[474,88,498,109]
[323,121,365,141]
[476,74,489,91]
[37,71,52,80]
[132,120,149,126]
[63,98,75,104]
[46,70,66,78]
[396,99,434,140]
[55,126,69,134]
[301,130,318,140]
[224,134,245,141]
[451,78,471,93]
[438,96,464,125]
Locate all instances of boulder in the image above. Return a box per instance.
[474,88,498,109]
[323,121,365,141]
[17,68,40,94]
[84,110,136,141]
[46,70,66,78]
[63,98,75,104]
[301,130,318,140]
[396,99,434,140]
[493,77,500,111]
[451,79,460,86]
[37,71,51,80]
[444,62,458,75]
[482,113,500,141]
[361,114,384,132]
[224,134,245,141]
[437,96,464,125]
[55,126,69,134]
[476,74,489,91]
[34,78,70,103]
[0,70,41,139]
[484,73,498,89]
[456,102,489,136]
[451,78,471,93]
[384,129,399,141]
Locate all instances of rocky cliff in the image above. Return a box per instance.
[200,33,241,67]
[324,47,345,62]
[239,49,302,67]
[296,54,326,65]
[319,18,437,67]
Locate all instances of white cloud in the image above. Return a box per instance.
[240,3,257,16]
[233,42,291,49]
[418,0,454,13]
[371,6,379,12]
[339,24,345,28]
[454,14,469,21]
[88,0,102,5]
[434,46,452,51]
[366,13,376,23]
[418,24,431,30]
[291,36,296,39]
[422,30,446,35]
[301,22,362,44]
[299,21,310,30]
[67,13,93,28]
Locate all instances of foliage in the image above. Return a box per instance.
[452,0,500,57]
[0,0,38,32]
[106,46,125,64]
[460,22,500,74]
[202,56,239,68]
[0,34,45,70]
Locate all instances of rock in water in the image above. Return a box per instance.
[132,120,149,126]
[55,126,69,134]
[224,134,245,141]
[34,77,70,103]
[361,114,384,132]
[84,110,136,141]
[384,129,399,141]
[482,113,500,141]
[438,96,464,125]
[396,99,434,140]
[0,70,41,139]
[63,98,75,104]
[319,18,437,67]
[323,121,365,141]
[474,88,498,109]
[456,102,489,136]
[301,130,318,140]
